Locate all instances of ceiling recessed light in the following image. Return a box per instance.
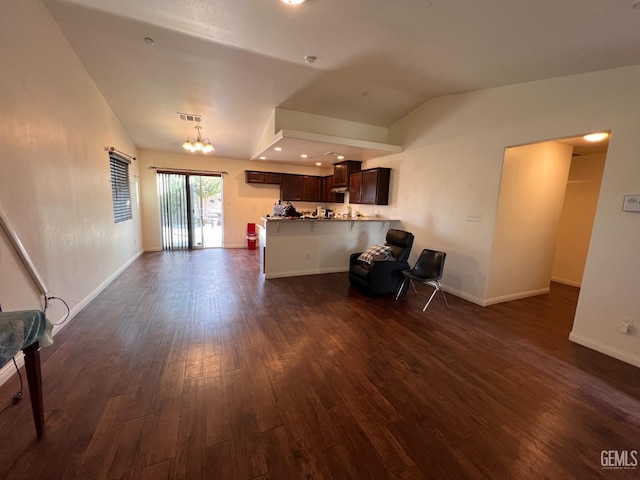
[304,55,317,64]
[259,156,266,160]
[583,132,609,142]
[274,147,282,151]
[300,154,308,158]
[282,0,306,4]
[315,162,322,166]
[337,155,345,160]
[143,37,154,46]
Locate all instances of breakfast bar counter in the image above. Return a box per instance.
[258,217,400,279]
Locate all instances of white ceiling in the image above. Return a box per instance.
[43,0,636,165]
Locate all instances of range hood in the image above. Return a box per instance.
[251,109,402,166]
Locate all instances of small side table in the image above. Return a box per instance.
[0,310,53,439]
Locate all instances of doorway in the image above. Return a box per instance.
[157,172,223,250]
[485,133,608,304]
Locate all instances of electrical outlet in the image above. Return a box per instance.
[466,213,481,222]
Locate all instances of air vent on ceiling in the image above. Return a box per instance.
[177,112,202,122]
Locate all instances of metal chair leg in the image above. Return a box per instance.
[395,278,407,300]
[422,281,449,312]
[409,279,418,295]
[422,286,439,312]
[439,281,449,306]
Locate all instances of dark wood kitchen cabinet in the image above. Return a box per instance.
[245,170,282,184]
[302,176,322,202]
[280,175,304,201]
[281,175,323,202]
[349,167,391,205]
[322,175,345,203]
[348,171,363,203]
[333,160,361,187]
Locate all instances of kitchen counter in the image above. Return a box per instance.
[261,216,398,222]
[257,216,401,279]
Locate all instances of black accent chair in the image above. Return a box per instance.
[395,249,449,312]
[349,229,414,296]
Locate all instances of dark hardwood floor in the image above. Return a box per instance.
[1,249,639,479]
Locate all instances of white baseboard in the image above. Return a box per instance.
[439,285,485,306]
[482,287,550,306]
[265,266,348,279]
[569,332,640,368]
[550,276,582,288]
[0,249,143,387]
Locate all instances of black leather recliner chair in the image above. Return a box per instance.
[349,229,414,296]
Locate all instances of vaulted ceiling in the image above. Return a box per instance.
[44,0,634,164]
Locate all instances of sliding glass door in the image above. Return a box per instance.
[157,172,223,250]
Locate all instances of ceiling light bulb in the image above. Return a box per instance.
[583,132,609,142]
[183,126,214,154]
[337,155,345,160]
[315,162,322,166]
[274,147,282,151]
[259,156,266,160]
[281,0,305,4]
[301,154,308,158]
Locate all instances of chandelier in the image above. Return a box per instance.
[182,126,215,153]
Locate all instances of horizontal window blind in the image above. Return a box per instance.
[109,152,132,223]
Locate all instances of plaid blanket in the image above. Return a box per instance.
[358,244,393,264]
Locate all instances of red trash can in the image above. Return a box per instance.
[247,222,257,250]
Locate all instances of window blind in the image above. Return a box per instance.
[109,152,132,223]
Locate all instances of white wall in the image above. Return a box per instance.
[138,151,335,250]
[379,65,640,367]
[551,153,605,287]
[0,1,142,318]
[486,141,572,303]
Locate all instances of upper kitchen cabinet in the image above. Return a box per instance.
[333,160,362,187]
[349,168,391,205]
[302,176,322,202]
[245,170,283,184]
[281,175,304,201]
[323,175,345,203]
[281,175,323,202]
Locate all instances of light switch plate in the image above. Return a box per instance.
[622,195,640,212]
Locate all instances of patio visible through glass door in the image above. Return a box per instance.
[189,175,223,248]
[158,172,223,250]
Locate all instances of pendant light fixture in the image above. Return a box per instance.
[182,125,215,153]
